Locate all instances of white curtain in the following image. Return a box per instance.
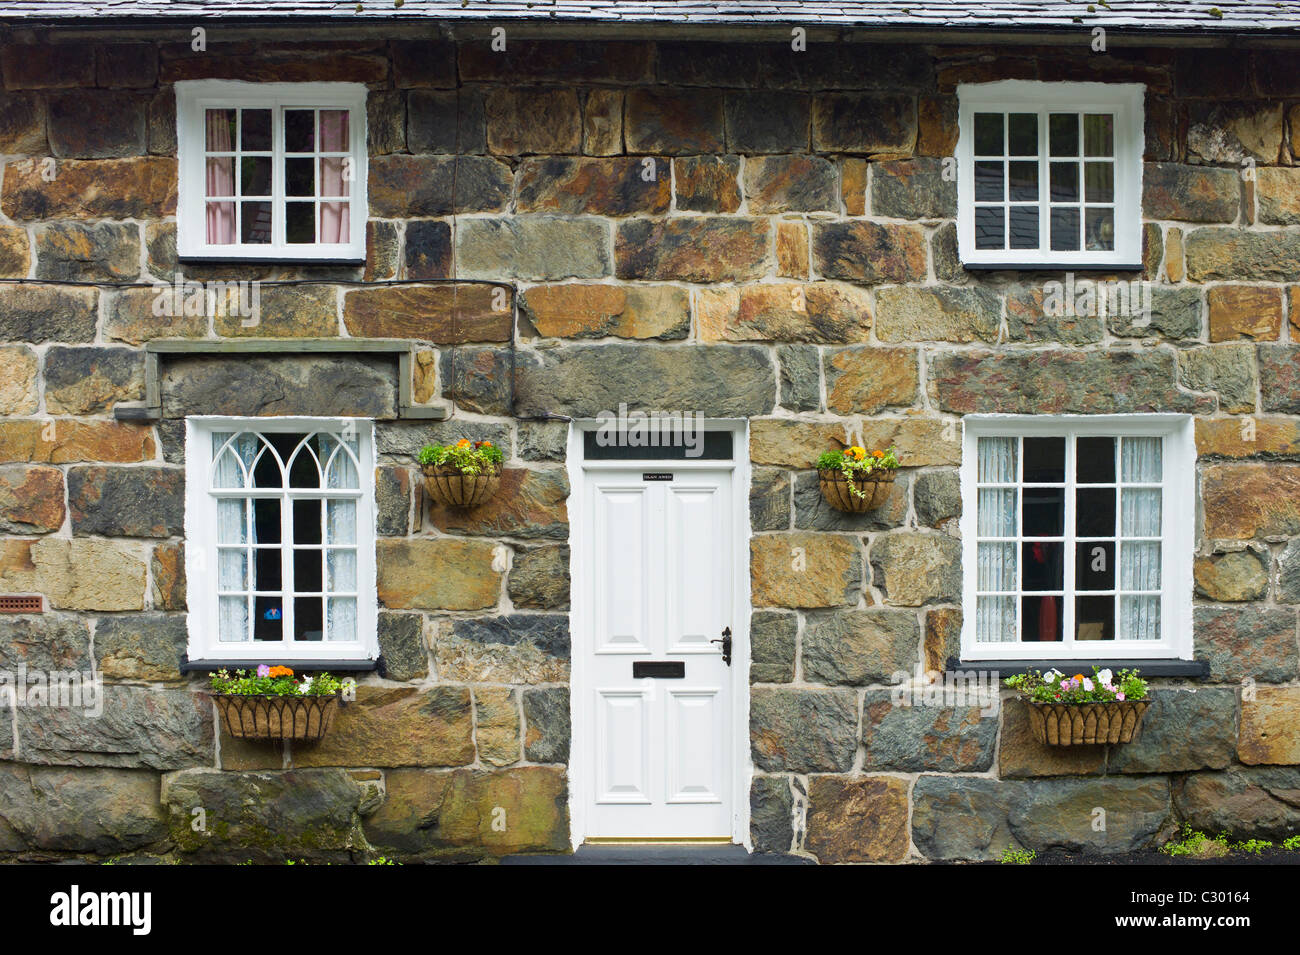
[322,432,359,642]
[976,437,1019,643]
[213,432,258,642]
[1120,436,1162,640]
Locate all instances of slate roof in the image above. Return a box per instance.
[3,0,1300,32]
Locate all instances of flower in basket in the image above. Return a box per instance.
[208,667,350,698]
[417,438,504,475]
[815,445,900,500]
[1004,666,1148,704]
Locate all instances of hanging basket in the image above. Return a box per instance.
[818,468,896,513]
[1025,699,1151,746]
[211,693,341,743]
[422,464,501,509]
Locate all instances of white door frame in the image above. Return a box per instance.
[566,418,752,848]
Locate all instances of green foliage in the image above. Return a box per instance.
[1233,838,1274,855]
[417,438,503,474]
[1000,845,1036,865]
[815,445,900,500]
[208,667,350,698]
[1162,825,1229,858]
[368,856,400,865]
[1283,835,1300,850]
[1003,666,1148,704]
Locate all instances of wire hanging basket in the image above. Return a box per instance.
[818,469,896,513]
[212,693,341,743]
[422,463,502,509]
[1026,699,1151,746]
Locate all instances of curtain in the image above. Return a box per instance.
[976,437,1019,642]
[1120,436,1162,640]
[213,432,258,642]
[205,110,236,245]
[318,110,350,243]
[321,432,358,642]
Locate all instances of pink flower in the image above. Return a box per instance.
[256,664,271,678]
[1116,692,1126,701]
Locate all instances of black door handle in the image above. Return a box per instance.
[710,627,732,666]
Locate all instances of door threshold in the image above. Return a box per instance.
[583,837,734,846]
[501,843,814,865]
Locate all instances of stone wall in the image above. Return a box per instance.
[0,27,1297,862]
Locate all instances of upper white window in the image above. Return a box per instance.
[957,81,1144,269]
[185,418,378,662]
[176,81,367,261]
[959,415,1193,662]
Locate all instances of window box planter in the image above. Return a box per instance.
[818,469,896,513]
[1025,698,1151,746]
[211,692,341,743]
[421,463,502,509]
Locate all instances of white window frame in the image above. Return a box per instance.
[184,416,379,663]
[957,80,1144,269]
[959,414,1194,662]
[176,80,368,261]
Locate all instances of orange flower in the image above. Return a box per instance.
[845,446,866,461]
[456,438,471,448]
[268,666,294,678]
[872,449,884,458]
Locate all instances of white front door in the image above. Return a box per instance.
[581,467,736,840]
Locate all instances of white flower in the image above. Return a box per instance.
[1043,669,1060,684]
[1097,668,1113,685]
[298,676,314,695]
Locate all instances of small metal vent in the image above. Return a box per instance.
[0,595,42,613]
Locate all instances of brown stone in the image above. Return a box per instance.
[825,346,919,414]
[584,88,623,156]
[0,224,30,278]
[517,157,670,216]
[486,88,582,155]
[750,532,861,609]
[870,531,961,607]
[475,687,521,767]
[1256,167,1300,225]
[697,283,871,344]
[615,217,768,282]
[0,420,155,464]
[1187,101,1284,164]
[376,538,502,611]
[412,348,437,404]
[805,775,910,864]
[916,95,958,156]
[215,284,337,339]
[924,607,962,673]
[876,286,1000,343]
[625,89,724,154]
[1239,687,1300,765]
[1194,549,1270,601]
[672,155,742,213]
[520,284,689,340]
[999,697,1106,778]
[0,466,64,534]
[293,686,475,769]
[1185,228,1300,282]
[0,92,47,153]
[428,468,569,541]
[1141,163,1240,223]
[1197,416,1300,459]
[812,93,916,156]
[743,155,837,213]
[160,53,387,85]
[812,221,928,285]
[1165,227,1185,283]
[151,541,185,611]
[0,537,146,611]
[0,346,38,414]
[775,220,809,279]
[344,284,512,343]
[104,287,209,345]
[1202,463,1300,539]
[1208,285,1284,342]
[1,157,176,221]
[43,346,144,414]
[368,155,512,218]
[749,417,961,469]
[841,158,867,215]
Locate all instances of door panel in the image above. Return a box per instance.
[583,468,735,840]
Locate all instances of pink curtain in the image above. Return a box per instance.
[318,110,350,244]
[205,110,236,244]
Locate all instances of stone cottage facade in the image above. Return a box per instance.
[0,1,1299,863]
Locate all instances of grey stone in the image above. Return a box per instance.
[403,219,451,280]
[376,466,411,536]
[914,469,961,527]
[439,346,514,415]
[724,91,810,153]
[68,466,184,538]
[930,222,963,283]
[1178,344,1259,414]
[1009,777,1171,853]
[34,222,139,282]
[509,545,571,611]
[1281,540,1300,604]
[407,88,486,154]
[749,467,791,532]
[522,686,570,763]
[517,421,568,462]
[457,217,610,281]
[0,285,97,342]
[802,609,919,686]
[161,355,398,419]
[368,155,511,217]
[0,615,92,672]
[93,613,186,682]
[912,775,1023,861]
[1173,767,1300,841]
[793,469,909,532]
[1194,605,1300,683]
[1107,689,1237,774]
[376,421,511,460]
[750,610,796,684]
[871,158,956,219]
[164,768,368,863]
[449,614,571,660]
[1110,285,1202,339]
[0,762,166,854]
[514,344,777,419]
[869,531,962,606]
[1258,345,1300,414]
[377,611,428,682]
[750,687,858,773]
[43,346,144,414]
[750,775,795,853]
[156,419,185,465]
[47,90,147,158]
[366,89,405,154]
[17,684,212,770]
[778,344,820,412]
[860,689,997,772]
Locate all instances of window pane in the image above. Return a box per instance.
[205,157,234,197]
[1075,540,1115,590]
[1121,437,1162,482]
[216,499,247,543]
[1076,487,1116,537]
[1076,595,1114,641]
[295,596,324,641]
[254,595,283,641]
[294,546,323,594]
[241,201,272,244]
[1050,206,1080,251]
[206,202,236,245]
[327,499,357,545]
[219,595,249,642]
[1120,540,1162,590]
[293,498,322,545]
[1008,206,1039,250]
[218,548,248,590]
[205,108,236,151]
[319,110,349,151]
[974,161,1005,201]
[241,109,271,151]
[252,497,281,545]
[1076,436,1115,483]
[978,436,1018,482]
[327,596,357,642]
[240,156,271,197]
[977,488,1018,537]
[978,542,1017,591]
[1084,113,1113,156]
[1085,207,1115,252]
[976,595,1016,643]
[1049,113,1078,156]
[1050,161,1079,202]
[286,202,315,244]
[320,159,350,197]
[286,157,315,196]
[1084,161,1114,202]
[320,202,350,243]
[327,547,357,591]
[1021,595,1063,641]
[1024,436,1065,482]
[974,112,1003,155]
[1008,113,1037,155]
[1121,595,1160,640]
[1008,161,1038,201]
[285,109,315,152]
[1023,488,1064,536]
[1022,540,1063,590]
[1121,489,1162,537]
[974,206,1005,249]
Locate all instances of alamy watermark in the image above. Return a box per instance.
[890,666,1001,717]
[0,666,103,717]
[1042,272,1153,327]
[593,403,706,457]
[152,271,262,327]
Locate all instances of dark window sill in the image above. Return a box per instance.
[948,658,1209,679]
[176,256,366,267]
[181,658,377,674]
[962,262,1143,273]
